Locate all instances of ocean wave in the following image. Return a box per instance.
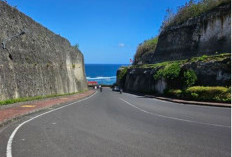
[86,76,116,80]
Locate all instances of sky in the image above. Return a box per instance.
[7,0,189,64]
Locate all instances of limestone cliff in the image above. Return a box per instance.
[0,2,88,101]
[135,2,231,64]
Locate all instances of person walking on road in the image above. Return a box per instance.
[119,87,123,94]
[99,85,103,92]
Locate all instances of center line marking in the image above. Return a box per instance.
[120,98,230,128]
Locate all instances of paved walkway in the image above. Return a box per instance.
[0,90,95,126]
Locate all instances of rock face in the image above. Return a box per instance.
[117,55,231,94]
[0,2,87,101]
[137,2,231,64]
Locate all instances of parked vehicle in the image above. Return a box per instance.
[112,86,120,91]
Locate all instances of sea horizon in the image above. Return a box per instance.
[85,64,129,85]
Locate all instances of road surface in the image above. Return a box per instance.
[0,88,230,157]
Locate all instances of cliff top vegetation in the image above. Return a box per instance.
[134,37,158,64]
[130,53,230,69]
[133,0,230,64]
[161,0,230,30]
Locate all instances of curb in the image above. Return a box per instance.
[144,95,231,108]
[0,90,96,128]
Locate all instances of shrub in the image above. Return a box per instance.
[198,55,208,61]
[190,92,199,99]
[166,89,183,97]
[118,67,128,80]
[154,62,181,80]
[134,37,158,63]
[183,70,197,87]
[185,86,231,102]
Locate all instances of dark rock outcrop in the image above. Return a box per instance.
[117,55,231,94]
[0,2,87,101]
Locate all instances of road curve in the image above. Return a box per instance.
[0,88,230,157]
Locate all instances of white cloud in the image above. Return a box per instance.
[118,43,125,47]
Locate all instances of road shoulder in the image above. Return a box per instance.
[0,90,96,127]
[145,95,231,108]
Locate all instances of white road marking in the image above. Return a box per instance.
[6,91,97,157]
[124,92,231,110]
[120,98,230,128]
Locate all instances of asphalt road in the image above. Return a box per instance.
[0,88,231,157]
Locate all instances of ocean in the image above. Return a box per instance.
[85,64,128,85]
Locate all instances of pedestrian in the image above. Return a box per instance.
[100,85,103,92]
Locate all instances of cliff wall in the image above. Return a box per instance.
[135,2,231,64]
[0,2,88,101]
[117,54,231,94]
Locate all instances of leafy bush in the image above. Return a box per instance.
[198,55,208,61]
[161,0,230,30]
[165,86,231,102]
[118,67,128,80]
[190,92,199,99]
[166,89,183,97]
[134,37,158,63]
[185,86,231,102]
[154,62,181,80]
[183,70,197,87]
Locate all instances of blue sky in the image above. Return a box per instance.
[7,0,189,64]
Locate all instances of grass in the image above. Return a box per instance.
[189,53,230,62]
[161,0,230,30]
[130,53,230,69]
[0,90,87,106]
[134,37,158,63]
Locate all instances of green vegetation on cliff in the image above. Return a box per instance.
[161,0,230,29]
[130,53,230,69]
[118,53,230,103]
[134,37,158,63]
[133,0,230,64]
[154,62,181,80]
[118,67,128,80]
[183,70,198,88]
